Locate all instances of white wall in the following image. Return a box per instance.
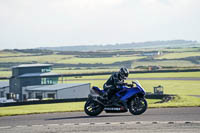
[23,83,90,100]
[0,87,9,98]
[57,83,90,99]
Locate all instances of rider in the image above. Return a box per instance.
[103,67,129,104]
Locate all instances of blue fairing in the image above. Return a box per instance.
[119,87,140,101]
[91,86,105,94]
[91,81,145,102]
[116,85,145,101]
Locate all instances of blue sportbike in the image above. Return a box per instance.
[84,81,148,116]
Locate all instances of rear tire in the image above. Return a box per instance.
[84,99,104,116]
[128,97,147,115]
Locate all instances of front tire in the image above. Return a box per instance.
[84,99,104,116]
[128,97,147,115]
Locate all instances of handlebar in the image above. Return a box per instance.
[125,81,138,87]
[125,83,134,88]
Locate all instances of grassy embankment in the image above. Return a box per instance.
[0,99,160,117]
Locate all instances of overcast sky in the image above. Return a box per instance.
[0,0,199,49]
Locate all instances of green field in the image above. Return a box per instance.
[63,79,200,95]
[130,72,200,78]
[56,56,144,64]
[133,60,196,67]
[0,47,199,75]
[156,52,200,59]
[0,71,11,77]
[162,47,200,52]
[58,72,200,81]
[0,54,74,63]
[0,51,31,57]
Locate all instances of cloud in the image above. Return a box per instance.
[0,0,199,49]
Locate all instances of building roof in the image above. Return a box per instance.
[19,72,61,78]
[24,83,90,91]
[12,64,53,69]
[0,81,9,88]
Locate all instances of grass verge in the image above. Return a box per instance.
[0,102,84,117]
[149,95,200,108]
[0,95,199,117]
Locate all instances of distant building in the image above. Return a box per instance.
[148,66,162,71]
[0,81,10,103]
[0,81,9,98]
[142,51,163,56]
[9,64,90,102]
[157,51,163,56]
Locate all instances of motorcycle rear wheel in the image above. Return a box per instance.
[128,97,147,115]
[84,99,104,116]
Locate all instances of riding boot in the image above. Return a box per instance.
[103,89,112,99]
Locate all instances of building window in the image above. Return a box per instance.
[41,78,47,85]
[41,77,58,85]
[28,92,33,99]
[52,77,58,84]
[35,93,43,100]
[23,94,27,101]
[0,91,4,98]
[47,93,56,99]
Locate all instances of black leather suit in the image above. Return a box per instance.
[103,72,125,99]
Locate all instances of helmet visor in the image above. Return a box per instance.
[120,73,127,80]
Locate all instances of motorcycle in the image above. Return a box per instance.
[84,81,147,116]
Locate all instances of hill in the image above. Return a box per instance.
[38,40,199,51]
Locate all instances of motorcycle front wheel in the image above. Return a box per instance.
[128,97,147,115]
[84,99,104,116]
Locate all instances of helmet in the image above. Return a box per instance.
[119,67,129,80]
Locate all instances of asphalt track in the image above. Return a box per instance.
[0,107,199,133]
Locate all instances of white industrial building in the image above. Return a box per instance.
[0,81,9,98]
[22,83,90,100]
[0,81,10,103]
[9,64,91,102]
